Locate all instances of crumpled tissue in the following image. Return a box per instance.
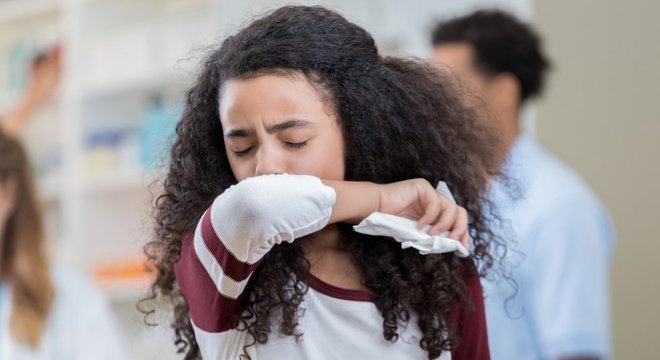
[353,181,469,257]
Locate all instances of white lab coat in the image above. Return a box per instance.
[0,267,127,360]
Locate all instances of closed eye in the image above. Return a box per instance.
[285,141,307,149]
[233,147,253,157]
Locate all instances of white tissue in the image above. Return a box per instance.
[352,181,469,257]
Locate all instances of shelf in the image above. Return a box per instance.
[82,170,155,195]
[97,277,152,302]
[82,70,192,101]
[38,171,159,202]
[94,258,154,302]
[0,0,60,24]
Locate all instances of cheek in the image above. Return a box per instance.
[311,133,345,180]
[308,151,343,179]
[226,152,251,182]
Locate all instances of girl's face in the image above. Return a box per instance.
[219,73,345,182]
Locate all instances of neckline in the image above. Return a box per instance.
[305,273,373,302]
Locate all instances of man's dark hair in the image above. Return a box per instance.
[432,10,551,102]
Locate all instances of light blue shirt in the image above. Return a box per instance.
[484,133,615,360]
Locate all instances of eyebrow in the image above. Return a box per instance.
[224,119,313,138]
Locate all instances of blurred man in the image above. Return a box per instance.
[431,10,614,360]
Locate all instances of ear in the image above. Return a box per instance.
[488,72,521,109]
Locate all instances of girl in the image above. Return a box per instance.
[144,5,501,360]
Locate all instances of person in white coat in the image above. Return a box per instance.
[0,47,126,360]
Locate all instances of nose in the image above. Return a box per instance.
[254,145,286,176]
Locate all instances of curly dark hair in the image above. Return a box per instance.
[142,5,503,360]
[431,9,551,102]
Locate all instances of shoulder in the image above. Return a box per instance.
[538,149,597,201]
[49,266,113,320]
[515,144,615,251]
[45,267,127,359]
[520,142,611,225]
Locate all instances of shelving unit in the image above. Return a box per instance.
[1,1,212,358]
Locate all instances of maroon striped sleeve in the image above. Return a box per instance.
[175,233,242,332]
[200,208,260,281]
[450,265,491,360]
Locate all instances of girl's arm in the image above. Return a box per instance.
[176,174,468,335]
[326,178,469,241]
[176,174,335,334]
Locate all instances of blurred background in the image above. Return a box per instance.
[0,0,657,358]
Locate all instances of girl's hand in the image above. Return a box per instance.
[378,179,470,248]
[324,177,470,249]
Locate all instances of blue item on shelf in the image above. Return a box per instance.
[136,96,180,169]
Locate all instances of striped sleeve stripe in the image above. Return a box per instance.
[200,207,260,282]
[175,233,241,333]
[191,320,250,357]
[193,221,257,299]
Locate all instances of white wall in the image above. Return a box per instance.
[535,1,660,358]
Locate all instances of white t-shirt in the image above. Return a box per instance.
[0,267,126,360]
[175,174,489,359]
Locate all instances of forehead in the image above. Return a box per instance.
[430,43,476,73]
[219,73,332,125]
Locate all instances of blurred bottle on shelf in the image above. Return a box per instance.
[83,128,137,175]
[137,95,179,170]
